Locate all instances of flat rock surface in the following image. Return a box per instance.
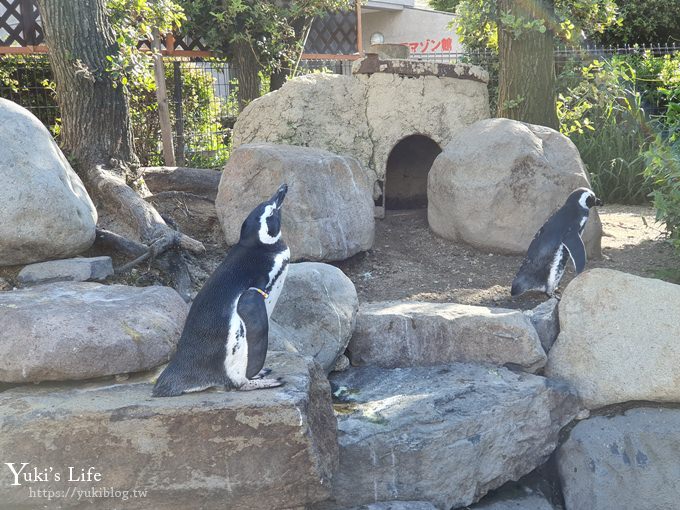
[557,407,680,510]
[0,282,187,383]
[348,301,546,372]
[546,268,680,408]
[17,256,113,285]
[271,262,358,373]
[0,352,338,510]
[0,98,97,266]
[324,363,580,509]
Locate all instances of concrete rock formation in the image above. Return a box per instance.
[0,98,97,266]
[0,282,187,383]
[233,57,490,195]
[270,262,359,373]
[428,118,602,256]
[0,352,338,510]
[324,363,579,509]
[348,301,546,373]
[546,268,680,409]
[216,143,375,261]
[558,407,680,510]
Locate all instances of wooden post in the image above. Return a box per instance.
[173,61,185,166]
[356,1,363,55]
[151,28,176,166]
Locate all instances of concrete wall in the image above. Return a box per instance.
[361,8,464,57]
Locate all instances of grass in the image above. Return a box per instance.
[571,120,652,205]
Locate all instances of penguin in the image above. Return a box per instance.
[153,184,290,397]
[511,187,603,298]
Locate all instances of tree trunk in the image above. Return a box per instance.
[497,0,559,129]
[232,38,261,109]
[37,0,136,167]
[38,0,203,295]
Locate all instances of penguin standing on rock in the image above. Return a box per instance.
[153,184,290,397]
[511,187,603,298]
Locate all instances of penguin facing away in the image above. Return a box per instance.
[511,187,603,298]
[153,184,290,397]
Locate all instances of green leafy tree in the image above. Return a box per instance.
[595,0,680,46]
[454,0,618,127]
[428,0,461,12]
[180,0,351,109]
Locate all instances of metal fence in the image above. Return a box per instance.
[1,44,678,168]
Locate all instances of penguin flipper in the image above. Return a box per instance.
[237,289,270,380]
[562,231,586,273]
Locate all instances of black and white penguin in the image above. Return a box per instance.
[511,187,603,298]
[153,184,290,397]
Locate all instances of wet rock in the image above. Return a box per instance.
[324,363,579,509]
[558,407,680,510]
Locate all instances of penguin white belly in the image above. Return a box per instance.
[224,305,249,386]
[264,248,290,317]
[546,247,566,294]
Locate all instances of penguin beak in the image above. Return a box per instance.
[595,197,603,207]
[272,183,288,209]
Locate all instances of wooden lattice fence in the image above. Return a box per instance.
[0,0,43,50]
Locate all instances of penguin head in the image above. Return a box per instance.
[239,184,288,246]
[571,187,603,209]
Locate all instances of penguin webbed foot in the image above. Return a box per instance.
[240,377,284,391]
[251,367,272,380]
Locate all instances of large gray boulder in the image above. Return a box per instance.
[271,262,358,373]
[0,352,338,509]
[0,282,188,383]
[428,118,601,257]
[233,59,489,187]
[546,269,680,409]
[216,143,375,261]
[348,301,546,373]
[557,407,680,510]
[324,363,580,509]
[0,98,97,266]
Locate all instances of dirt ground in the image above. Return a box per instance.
[334,205,678,310]
[1,205,675,312]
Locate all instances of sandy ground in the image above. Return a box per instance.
[334,205,678,310]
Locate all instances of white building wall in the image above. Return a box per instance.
[361,8,464,57]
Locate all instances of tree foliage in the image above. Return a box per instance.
[179,0,351,105]
[427,0,461,12]
[106,0,186,90]
[595,0,680,46]
[454,0,619,51]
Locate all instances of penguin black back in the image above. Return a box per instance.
[511,187,602,297]
[153,184,289,397]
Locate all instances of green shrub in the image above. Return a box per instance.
[643,53,680,250]
[557,55,654,204]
